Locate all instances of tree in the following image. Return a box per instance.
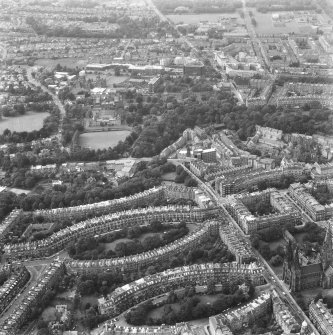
[206,281,216,295]
[270,255,283,266]
[259,244,271,259]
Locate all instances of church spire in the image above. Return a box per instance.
[293,246,301,269]
[324,224,333,250]
[322,223,333,270]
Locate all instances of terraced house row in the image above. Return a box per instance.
[33,187,165,222]
[225,189,301,234]
[0,261,65,335]
[0,265,30,316]
[210,292,271,334]
[98,262,265,316]
[289,183,333,221]
[4,206,218,260]
[219,223,255,263]
[67,221,219,274]
[0,210,23,243]
[215,165,307,197]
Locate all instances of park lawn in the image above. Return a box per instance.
[0,112,49,133]
[35,58,87,70]
[42,306,57,322]
[81,295,99,307]
[103,225,195,252]
[103,233,158,252]
[79,131,131,150]
[161,172,177,181]
[147,294,220,322]
[293,232,307,244]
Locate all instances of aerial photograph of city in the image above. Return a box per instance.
[0,0,333,334]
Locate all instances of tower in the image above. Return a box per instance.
[321,224,333,270]
[291,246,302,291]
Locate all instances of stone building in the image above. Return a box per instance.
[282,226,333,291]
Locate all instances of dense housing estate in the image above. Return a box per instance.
[1,0,333,333]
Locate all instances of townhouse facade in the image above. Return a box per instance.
[219,223,255,263]
[209,292,272,332]
[67,221,219,274]
[217,165,307,197]
[309,299,333,335]
[98,262,265,316]
[33,187,166,222]
[0,261,65,335]
[0,265,30,315]
[0,210,23,243]
[312,163,333,180]
[225,189,301,234]
[289,183,333,221]
[272,290,301,334]
[4,206,218,260]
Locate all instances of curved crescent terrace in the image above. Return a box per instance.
[4,206,218,260]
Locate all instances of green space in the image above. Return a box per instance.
[250,9,313,34]
[167,13,243,24]
[0,112,49,133]
[35,58,87,71]
[125,281,255,326]
[79,131,131,150]
[67,221,191,259]
[252,222,326,274]
[246,198,276,216]
[311,189,333,206]
[161,172,177,182]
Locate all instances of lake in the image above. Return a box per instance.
[0,112,49,133]
[79,130,131,150]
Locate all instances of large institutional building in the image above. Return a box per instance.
[283,226,333,291]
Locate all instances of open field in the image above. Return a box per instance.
[161,172,177,181]
[79,130,131,150]
[166,13,243,24]
[251,10,313,34]
[35,58,88,70]
[81,295,99,307]
[41,307,57,322]
[0,112,49,133]
[86,73,129,87]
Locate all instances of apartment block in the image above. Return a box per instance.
[225,189,301,234]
